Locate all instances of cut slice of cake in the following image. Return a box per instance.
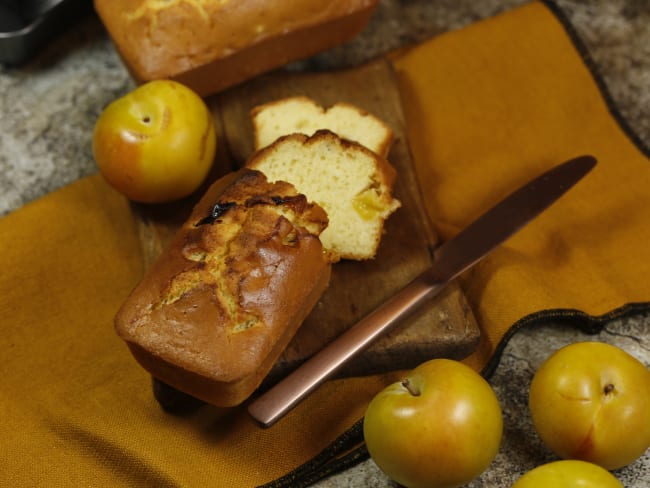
[246,130,401,261]
[251,96,394,158]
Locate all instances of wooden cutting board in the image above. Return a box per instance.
[131,58,479,389]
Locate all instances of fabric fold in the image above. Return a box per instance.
[390,0,650,372]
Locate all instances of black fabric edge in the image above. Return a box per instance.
[480,301,650,378]
[264,2,650,486]
[540,0,650,158]
[257,420,367,488]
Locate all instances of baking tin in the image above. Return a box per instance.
[0,0,93,65]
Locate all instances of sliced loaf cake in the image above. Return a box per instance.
[251,96,394,158]
[247,130,401,261]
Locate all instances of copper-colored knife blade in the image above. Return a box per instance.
[248,155,597,427]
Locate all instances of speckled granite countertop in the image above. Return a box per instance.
[1,1,649,486]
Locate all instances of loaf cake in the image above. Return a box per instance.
[247,130,401,261]
[115,169,332,407]
[252,96,394,157]
[94,0,379,96]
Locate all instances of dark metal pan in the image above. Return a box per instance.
[0,0,93,65]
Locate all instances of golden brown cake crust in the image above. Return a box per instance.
[115,169,331,407]
[94,0,378,96]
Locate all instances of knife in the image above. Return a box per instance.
[248,155,597,427]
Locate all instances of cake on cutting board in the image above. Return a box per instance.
[118,60,480,409]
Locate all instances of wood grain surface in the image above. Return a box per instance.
[132,58,479,389]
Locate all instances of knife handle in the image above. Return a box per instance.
[247,270,446,427]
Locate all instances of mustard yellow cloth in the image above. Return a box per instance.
[393,1,650,372]
[1,1,648,486]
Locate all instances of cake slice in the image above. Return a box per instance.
[115,169,331,407]
[247,130,401,261]
[251,96,394,158]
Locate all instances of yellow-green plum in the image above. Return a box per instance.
[511,460,623,488]
[529,341,650,470]
[363,359,503,488]
[93,80,216,203]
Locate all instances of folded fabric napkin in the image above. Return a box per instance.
[394,0,650,376]
[1,1,648,486]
